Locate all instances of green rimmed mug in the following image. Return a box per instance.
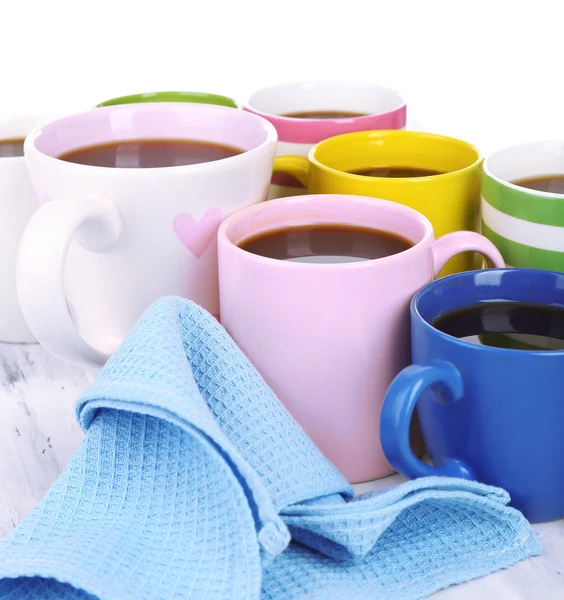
[481,141,564,350]
[97,91,238,109]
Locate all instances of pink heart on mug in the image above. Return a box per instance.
[173,208,223,259]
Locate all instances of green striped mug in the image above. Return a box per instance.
[96,91,238,109]
[482,141,564,350]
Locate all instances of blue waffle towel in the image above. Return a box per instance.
[0,298,540,599]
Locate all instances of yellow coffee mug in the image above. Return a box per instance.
[273,130,483,276]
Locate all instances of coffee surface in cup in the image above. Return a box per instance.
[282,110,367,119]
[57,139,244,168]
[0,138,25,158]
[512,175,564,194]
[432,301,564,350]
[349,166,444,178]
[238,223,412,263]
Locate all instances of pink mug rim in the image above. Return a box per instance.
[218,194,434,271]
[24,102,278,174]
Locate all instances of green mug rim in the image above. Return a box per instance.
[482,166,564,226]
[96,91,238,109]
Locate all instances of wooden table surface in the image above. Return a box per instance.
[0,341,562,598]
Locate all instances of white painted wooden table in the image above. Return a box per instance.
[0,341,563,599]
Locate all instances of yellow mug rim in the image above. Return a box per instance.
[307,130,483,182]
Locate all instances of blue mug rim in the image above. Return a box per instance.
[411,267,564,357]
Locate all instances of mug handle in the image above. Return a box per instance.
[380,361,476,479]
[380,230,505,480]
[433,230,505,275]
[272,155,310,188]
[17,198,122,369]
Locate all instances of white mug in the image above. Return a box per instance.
[17,102,277,368]
[244,82,407,199]
[0,115,55,343]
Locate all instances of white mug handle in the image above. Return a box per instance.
[17,198,122,369]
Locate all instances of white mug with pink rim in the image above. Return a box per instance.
[17,103,277,369]
[244,81,406,199]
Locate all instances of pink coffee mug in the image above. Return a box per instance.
[217,194,505,483]
[244,82,406,199]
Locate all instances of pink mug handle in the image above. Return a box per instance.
[433,231,505,276]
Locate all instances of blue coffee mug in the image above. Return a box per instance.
[380,268,564,523]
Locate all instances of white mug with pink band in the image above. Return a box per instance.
[17,103,276,369]
[244,81,407,199]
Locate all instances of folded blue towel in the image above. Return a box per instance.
[0,298,540,599]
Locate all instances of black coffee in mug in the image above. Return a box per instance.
[282,110,367,119]
[513,175,564,194]
[238,223,412,263]
[432,301,564,350]
[0,138,25,158]
[57,139,244,168]
[349,166,444,178]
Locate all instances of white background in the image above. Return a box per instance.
[4,0,564,157]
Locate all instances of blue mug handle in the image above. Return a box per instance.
[380,361,476,480]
